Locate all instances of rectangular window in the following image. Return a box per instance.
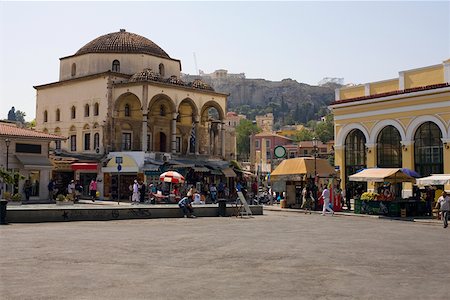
[29,171,40,197]
[122,133,132,150]
[147,134,152,151]
[55,140,61,150]
[84,133,91,150]
[289,151,295,158]
[266,140,271,148]
[303,149,308,155]
[255,140,260,149]
[70,135,77,151]
[15,143,42,154]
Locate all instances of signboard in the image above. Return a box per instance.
[117,164,122,172]
[272,180,286,193]
[115,156,123,164]
[274,146,287,158]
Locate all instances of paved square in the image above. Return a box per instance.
[1,210,449,299]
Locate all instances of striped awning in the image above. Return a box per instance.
[221,167,236,178]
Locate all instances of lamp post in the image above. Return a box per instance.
[312,137,318,210]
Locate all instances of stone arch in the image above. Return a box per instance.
[114,92,142,118]
[69,125,76,132]
[178,98,199,125]
[83,124,90,130]
[369,119,406,144]
[148,93,176,116]
[54,127,61,135]
[406,115,448,141]
[200,101,225,124]
[336,123,370,147]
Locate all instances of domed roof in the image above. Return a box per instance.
[75,29,170,58]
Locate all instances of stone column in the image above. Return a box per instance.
[221,122,226,159]
[401,140,415,198]
[194,116,199,155]
[141,85,148,152]
[171,113,178,154]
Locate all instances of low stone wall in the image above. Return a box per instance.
[5,205,263,223]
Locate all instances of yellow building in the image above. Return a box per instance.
[330,59,450,196]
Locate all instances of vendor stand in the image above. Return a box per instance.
[349,168,417,217]
[270,157,337,209]
[416,174,450,217]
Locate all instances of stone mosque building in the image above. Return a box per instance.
[34,29,232,198]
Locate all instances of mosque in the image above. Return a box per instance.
[34,29,232,198]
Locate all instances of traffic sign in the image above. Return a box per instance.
[117,164,122,172]
[274,145,287,158]
[115,156,123,164]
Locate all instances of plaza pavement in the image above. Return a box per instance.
[0,209,449,300]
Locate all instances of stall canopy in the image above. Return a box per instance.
[348,168,416,183]
[416,174,450,186]
[271,157,336,180]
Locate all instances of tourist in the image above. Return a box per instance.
[320,184,334,216]
[132,180,140,205]
[67,180,76,200]
[89,179,97,202]
[139,180,146,203]
[218,180,225,198]
[436,191,450,228]
[301,186,313,214]
[178,194,196,218]
[48,178,56,201]
[210,183,218,203]
[23,179,32,201]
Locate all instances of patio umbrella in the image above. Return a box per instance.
[159,171,185,184]
[401,168,421,178]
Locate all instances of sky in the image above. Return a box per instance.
[0,1,449,121]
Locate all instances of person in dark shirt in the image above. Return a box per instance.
[178,195,196,218]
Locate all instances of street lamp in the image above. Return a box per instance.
[5,138,10,171]
[312,137,318,210]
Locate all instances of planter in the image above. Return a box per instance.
[56,201,74,206]
[8,201,22,206]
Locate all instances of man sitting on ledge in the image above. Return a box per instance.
[178,195,196,218]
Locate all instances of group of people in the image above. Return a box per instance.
[301,184,335,216]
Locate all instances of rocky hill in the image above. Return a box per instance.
[182,74,338,126]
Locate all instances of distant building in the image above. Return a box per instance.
[199,69,246,80]
[318,77,344,86]
[277,124,306,139]
[255,113,274,132]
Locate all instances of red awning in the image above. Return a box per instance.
[71,163,98,171]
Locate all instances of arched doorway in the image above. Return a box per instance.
[377,125,402,168]
[158,132,167,152]
[345,129,367,194]
[414,121,443,176]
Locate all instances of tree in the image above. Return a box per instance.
[235,119,261,159]
[15,110,26,124]
[315,114,334,142]
[293,128,313,142]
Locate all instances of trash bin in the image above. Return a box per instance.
[280,199,287,208]
[0,199,8,225]
[217,199,227,217]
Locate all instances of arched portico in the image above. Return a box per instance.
[200,101,226,157]
[112,92,142,151]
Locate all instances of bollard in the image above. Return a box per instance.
[0,199,8,225]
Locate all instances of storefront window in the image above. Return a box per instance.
[414,122,443,176]
[377,125,401,168]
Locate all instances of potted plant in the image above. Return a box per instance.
[56,194,74,205]
[2,191,11,201]
[9,193,22,205]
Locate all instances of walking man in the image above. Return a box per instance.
[321,184,334,216]
[436,191,450,228]
[132,180,140,205]
[89,179,97,202]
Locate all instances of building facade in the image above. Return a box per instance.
[330,59,450,196]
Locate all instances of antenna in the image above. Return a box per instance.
[193,52,199,75]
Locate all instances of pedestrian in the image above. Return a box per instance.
[89,179,97,202]
[178,194,196,218]
[345,183,353,211]
[75,180,82,202]
[48,178,56,201]
[139,180,146,203]
[436,191,450,228]
[301,186,313,214]
[218,180,225,198]
[132,180,140,205]
[67,180,76,201]
[320,184,334,216]
[210,183,218,204]
[23,179,32,201]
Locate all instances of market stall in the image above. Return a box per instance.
[271,157,337,209]
[349,168,418,217]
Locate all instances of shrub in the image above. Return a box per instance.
[2,191,12,200]
[11,193,22,202]
[360,192,379,201]
[56,194,67,202]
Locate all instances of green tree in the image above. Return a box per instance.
[293,128,313,142]
[315,114,334,142]
[236,119,261,158]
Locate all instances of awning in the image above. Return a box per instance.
[221,167,237,178]
[271,157,336,179]
[16,155,53,169]
[71,163,98,171]
[143,163,160,172]
[416,174,450,186]
[349,168,415,183]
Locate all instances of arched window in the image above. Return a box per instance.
[94,133,100,150]
[377,126,401,168]
[414,122,443,176]
[71,63,76,77]
[56,109,60,122]
[344,129,367,179]
[94,103,99,116]
[85,104,90,117]
[160,105,166,116]
[112,60,120,72]
[159,63,165,77]
[44,110,48,123]
[124,104,130,117]
[71,106,76,119]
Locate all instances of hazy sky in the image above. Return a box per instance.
[0,1,449,121]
